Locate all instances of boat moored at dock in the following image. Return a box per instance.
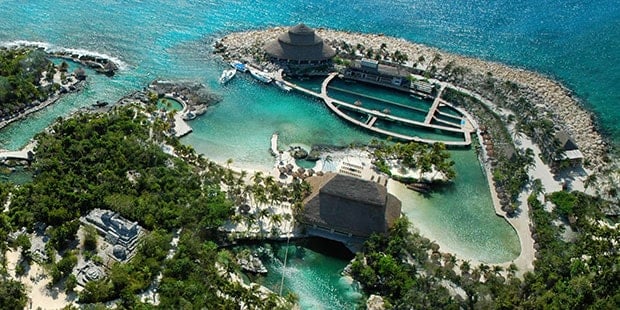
[230,60,248,73]
[219,68,236,84]
[274,80,292,92]
[248,66,273,83]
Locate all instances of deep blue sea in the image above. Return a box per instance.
[1,1,618,308]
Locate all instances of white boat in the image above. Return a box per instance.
[219,69,236,84]
[248,67,272,83]
[274,80,292,92]
[182,111,196,120]
[230,60,247,73]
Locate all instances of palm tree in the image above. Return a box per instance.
[253,186,268,207]
[226,158,233,169]
[417,55,425,65]
[460,261,471,275]
[492,265,504,276]
[252,171,264,186]
[269,213,283,228]
[429,53,442,70]
[532,178,545,196]
[507,263,518,278]
[523,148,536,170]
[583,173,597,190]
[237,170,248,184]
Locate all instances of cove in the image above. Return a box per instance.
[233,238,362,309]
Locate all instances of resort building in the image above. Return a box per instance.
[553,131,584,167]
[300,172,402,251]
[264,23,336,74]
[81,209,143,261]
[344,58,437,97]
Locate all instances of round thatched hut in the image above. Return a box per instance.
[264,23,336,66]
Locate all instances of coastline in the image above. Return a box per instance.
[0,44,122,137]
[0,79,84,134]
[217,27,610,171]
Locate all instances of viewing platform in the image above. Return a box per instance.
[275,72,473,146]
[0,142,36,162]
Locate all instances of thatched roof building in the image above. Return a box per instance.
[554,130,583,164]
[264,23,336,64]
[301,173,401,237]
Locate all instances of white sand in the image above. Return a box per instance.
[6,250,77,310]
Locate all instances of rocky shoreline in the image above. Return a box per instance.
[49,51,119,76]
[215,27,611,174]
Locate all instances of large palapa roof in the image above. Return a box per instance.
[301,173,402,237]
[264,23,336,61]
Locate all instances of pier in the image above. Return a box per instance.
[424,84,446,124]
[273,71,474,146]
[0,142,36,162]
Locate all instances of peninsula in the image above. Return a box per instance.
[0,45,120,134]
[210,24,618,307]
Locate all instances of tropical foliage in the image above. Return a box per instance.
[352,192,619,309]
[443,88,531,213]
[371,141,456,182]
[0,47,57,117]
[1,105,291,308]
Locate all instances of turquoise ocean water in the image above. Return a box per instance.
[1,1,617,308]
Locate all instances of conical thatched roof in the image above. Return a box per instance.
[301,173,401,237]
[264,23,336,61]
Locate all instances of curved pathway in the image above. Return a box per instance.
[277,72,472,146]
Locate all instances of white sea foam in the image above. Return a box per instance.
[0,40,129,70]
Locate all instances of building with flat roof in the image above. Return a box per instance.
[81,209,143,261]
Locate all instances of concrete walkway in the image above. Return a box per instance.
[277,72,473,146]
[0,141,36,161]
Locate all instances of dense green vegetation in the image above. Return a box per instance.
[351,218,459,309]
[352,191,619,309]
[522,191,619,308]
[0,279,28,310]
[0,105,291,308]
[0,47,57,117]
[371,140,456,182]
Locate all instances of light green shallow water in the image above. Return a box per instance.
[0,58,519,308]
[184,74,520,263]
[391,149,521,263]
